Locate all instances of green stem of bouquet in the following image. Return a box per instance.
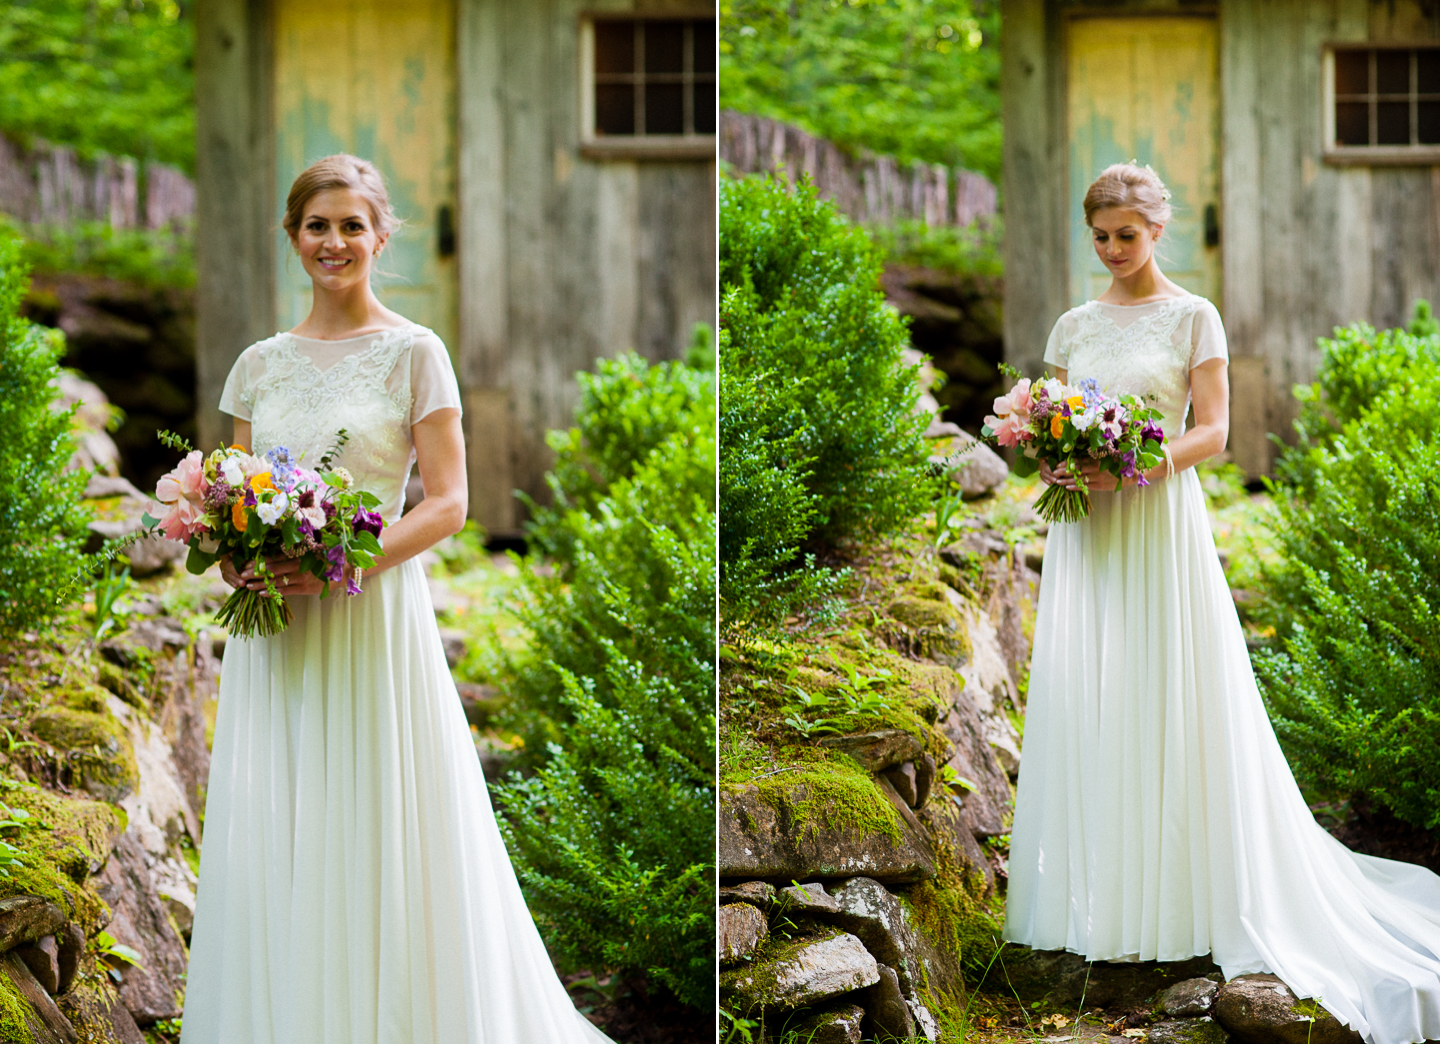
[1033,483,1092,525]
[214,588,293,639]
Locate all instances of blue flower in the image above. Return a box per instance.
[1077,378,1105,409]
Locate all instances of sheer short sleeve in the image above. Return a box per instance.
[409,331,463,425]
[218,344,266,421]
[1188,299,1229,370]
[1042,312,1073,369]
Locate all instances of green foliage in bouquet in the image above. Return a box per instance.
[719,173,932,625]
[1255,306,1440,829]
[495,349,715,1011]
[0,234,90,636]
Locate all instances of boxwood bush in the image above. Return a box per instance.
[1255,308,1440,828]
[494,349,715,1011]
[719,173,932,627]
[0,232,90,637]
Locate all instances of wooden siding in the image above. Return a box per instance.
[1003,0,1440,478]
[195,0,274,453]
[196,0,716,534]
[272,0,459,352]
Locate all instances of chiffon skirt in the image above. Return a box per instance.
[181,557,612,1044]
[1005,469,1440,1044]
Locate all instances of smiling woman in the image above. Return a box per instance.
[180,154,616,1044]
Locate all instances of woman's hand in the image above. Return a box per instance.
[1041,459,1122,493]
[238,556,339,598]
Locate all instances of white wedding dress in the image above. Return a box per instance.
[181,325,613,1044]
[1005,294,1440,1044]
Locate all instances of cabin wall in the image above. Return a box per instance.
[459,0,716,534]
[195,0,275,454]
[1003,0,1440,478]
[196,0,715,535]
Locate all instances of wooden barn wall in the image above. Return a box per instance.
[195,0,274,454]
[1004,0,1440,478]
[460,0,717,535]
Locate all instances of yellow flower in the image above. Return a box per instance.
[231,500,249,532]
[250,472,274,493]
[1067,395,1085,410]
[1050,413,1065,438]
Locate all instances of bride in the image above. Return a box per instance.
[1004,162,1440,1044]
[180,155,613,1044]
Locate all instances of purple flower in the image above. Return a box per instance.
[266,446,298,492]
[346,573,363,596]
[1140,422,1165,445]
[324,543,346,583]
[353,508,383,539]
[244,487,258,508]
[1077,378,1104,409]
[203,478,232,513]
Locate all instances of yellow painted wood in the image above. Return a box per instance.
[273,0,457,351]
[1067,17,1221,309]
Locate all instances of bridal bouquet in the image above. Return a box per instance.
[145,432,385,638]
[981,370,1167,524]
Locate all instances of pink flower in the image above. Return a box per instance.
[992,378,1034,419]
[984,412,1028,448]
[159,497,206,542]
[156,451,206,505]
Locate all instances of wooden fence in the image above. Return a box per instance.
[719,110,997,228]
[0,133,195,231]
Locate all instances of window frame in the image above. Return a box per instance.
[578,11,716,161]
[1323,42,1440,165]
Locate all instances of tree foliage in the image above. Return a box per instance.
[0,0,194,172]
[1255,309,1440,829]
[720,0,1002,183]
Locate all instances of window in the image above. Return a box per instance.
[581,14,716,160]
[1325,45,1440,163]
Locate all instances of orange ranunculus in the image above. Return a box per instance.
[1067,395,1085,410]
[1050,413,1065,438]
[229,443,246,450]
[250,472,274,493]
[232,499,249,532]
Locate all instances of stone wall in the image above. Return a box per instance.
[0,133,194,232]
[719,111,997,229]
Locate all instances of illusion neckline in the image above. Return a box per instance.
[1090,293,1195,310]
[282,322,418,344]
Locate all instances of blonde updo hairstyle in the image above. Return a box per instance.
[281,154,402,246]
[1082,162,1173,229]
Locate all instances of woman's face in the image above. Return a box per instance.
[291,188,386,291]
[1090,207,1161,279]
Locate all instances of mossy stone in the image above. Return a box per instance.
[885,582,971,668]
[95,661,143,710]
[28,708,138,803]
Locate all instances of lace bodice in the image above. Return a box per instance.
[1042,294,1227,439]
[218,324,463,522]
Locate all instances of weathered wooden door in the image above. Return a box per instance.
[273,0,457,350]
[1067,17,1221,308]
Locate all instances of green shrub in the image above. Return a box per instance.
[719,173,931,625]
[865,216,1004,278]
[494,351,715,1011]
[1255,312,1440,828]
[11,219,194,290]
[0,233,90,638]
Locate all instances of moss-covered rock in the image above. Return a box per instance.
[0,786,125,937]
[719,928,879,1012]
[28,708,138,803]
[885,580,971,668]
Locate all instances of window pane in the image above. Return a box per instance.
[1335,50,1369,95]
[692,19,716,74]
[645,82,684,134]
[645,20,685,74]
[1377,50,1409,94]
[1377,100,1410,144]
[692,80,716,134]
[1335,101,1369,145]
[1419,50,1440,94]
[596,21,635,75]
[596,84,635,135]
[1420,101,1440,143]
